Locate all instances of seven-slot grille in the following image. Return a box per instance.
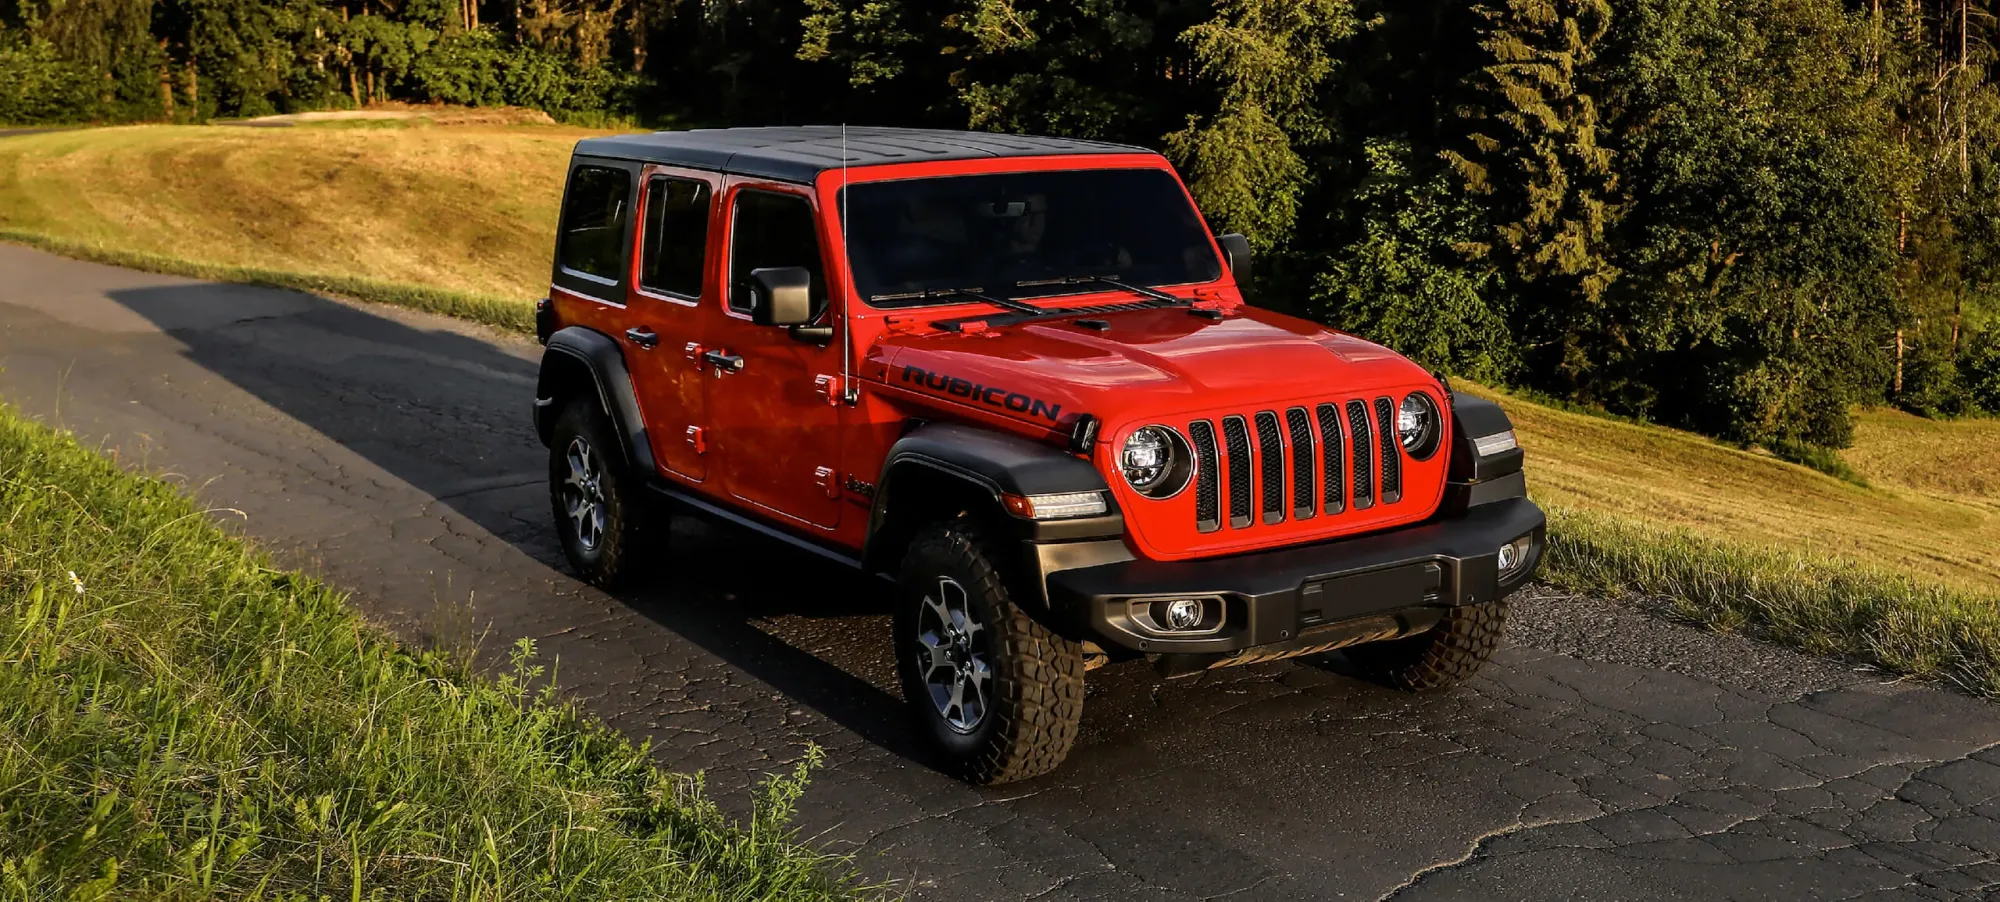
[1184,395,1418,534]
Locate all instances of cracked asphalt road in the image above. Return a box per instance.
[5,242,2000,900]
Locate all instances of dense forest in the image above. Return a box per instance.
[5,0,2000,453]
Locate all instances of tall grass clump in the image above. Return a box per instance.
[0,404,866,901]
[1763,437,1869,486]
[1542,505,2000,696]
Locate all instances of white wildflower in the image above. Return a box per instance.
[68,571,85,595]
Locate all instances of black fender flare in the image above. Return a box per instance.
[862,422,1125,574]
[1441,391,1526,514]
[533,326,657,475]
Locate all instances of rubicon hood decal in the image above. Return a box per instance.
[871,305,1438,432]
[901,364,1063,422]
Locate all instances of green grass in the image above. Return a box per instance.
[0,404,868,901]
[1763,438,1869,486]
[1542,506,2000,695]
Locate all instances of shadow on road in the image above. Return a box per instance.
[103,283,942,770]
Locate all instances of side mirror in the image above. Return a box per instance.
[1218,233,1253,285]
[746,266,814,327]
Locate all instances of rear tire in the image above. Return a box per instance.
[548,398,652,589]
[896,517,1085,784]
[1346,600,1508,690]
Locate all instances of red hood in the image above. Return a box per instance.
[869,305,1438,431]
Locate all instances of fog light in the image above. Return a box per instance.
[1497,534,1534,577]
[1164,598,1203,631]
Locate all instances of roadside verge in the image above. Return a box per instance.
[0,402,868,900]
[1543,506,2000,696]
[0,229,535,334]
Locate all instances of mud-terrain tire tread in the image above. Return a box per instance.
[548,398,653,590]
[1348,600,1508,691]
[898,518,1085,784]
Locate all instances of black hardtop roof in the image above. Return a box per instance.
[572,126,1157,184]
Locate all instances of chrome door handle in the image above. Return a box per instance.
[701,350,745,373]
[625,327,659,349]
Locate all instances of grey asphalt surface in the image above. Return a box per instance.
[5,241,2000,900]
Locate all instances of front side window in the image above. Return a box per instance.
[640,175,711,298]
[558,165,632,282]
[840,167,1223,307]
[728,190,826,317]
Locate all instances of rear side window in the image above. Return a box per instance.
[640,176,711,298]
[729,190,826,316]
[558,166,631,283]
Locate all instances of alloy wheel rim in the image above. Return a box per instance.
[914,576,992,734]
[561,437,607,552]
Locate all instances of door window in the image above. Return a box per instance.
[640,176,711,298]
[728,190,826,317]
[558,166,632,283]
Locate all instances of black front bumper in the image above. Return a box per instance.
[1045,497,1546,655]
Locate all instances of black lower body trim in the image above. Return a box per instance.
[1044,497,1546,654]
[644,481,870,573]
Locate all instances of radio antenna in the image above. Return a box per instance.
[839,123,857,404]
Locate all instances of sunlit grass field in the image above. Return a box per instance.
[0,122,582,300]
[4,122,1997,689]
[1476,387,2000,593]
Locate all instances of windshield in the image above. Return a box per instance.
[839,168,1224,307]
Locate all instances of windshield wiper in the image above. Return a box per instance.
[871,286,1041,314]
[1013,274,1186,305]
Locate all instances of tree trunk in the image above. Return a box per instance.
[345,4,360,106]
[1871,0,1881,72]
[366,66,376,105]
[1952,298,1963,358]
[1960,0,1969,183]
[185,60,198,111]
[1895,329,1905,394]
[630,0,646,72]
[157,40,175,120]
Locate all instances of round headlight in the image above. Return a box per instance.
[1121,426,1193,498]
[1397,393,1442,460]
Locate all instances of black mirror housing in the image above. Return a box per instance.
[1218,233,1253,285]
[746,266,814,327]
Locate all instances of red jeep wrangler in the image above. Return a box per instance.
[532,127,1545,783]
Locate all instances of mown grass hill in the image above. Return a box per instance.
[0,123,573,300]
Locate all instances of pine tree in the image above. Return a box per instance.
[1443,0,1618,391]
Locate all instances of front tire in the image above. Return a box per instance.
[896,518,1085,784]
[548,398,652,589]
[1346,600,1508,690]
